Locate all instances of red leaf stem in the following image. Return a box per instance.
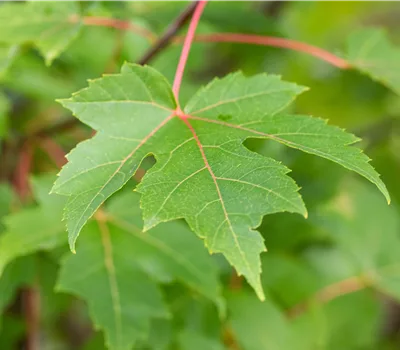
[189,33,350,69]
[172,1,208,100]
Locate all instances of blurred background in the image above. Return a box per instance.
[1,1,400,349]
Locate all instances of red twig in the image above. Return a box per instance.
[287,275,367,318]
[172,1,208,100]
[13,142,33,201]
[77,16,157,42]
[229,270,243,290]
[76,13,351,70]
[23,286,41,350]
[12,142,40,350]
[38,138,67,168]
[189,33,351,69]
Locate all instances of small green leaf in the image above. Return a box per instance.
[347,28,400,96]
[0,176,66,277]
[0,2,81,64]
[57,220,169,350]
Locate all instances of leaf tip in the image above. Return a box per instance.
[143,216,159,232]
[68,237,77,254]
[255,285,265,301]
[377,182,390,205]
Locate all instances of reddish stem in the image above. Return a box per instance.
[287,275,367,318]
[189,33,351,69]
[38,138,67,168]
[79,16,156,42]
[76,14,351,70]
[23,286,40,350]
[12,143,39,350]
[172,1,208,100]
[13,142,33,201]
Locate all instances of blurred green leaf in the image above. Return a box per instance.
[228,291,308,350]
[0,176,66,276]
[292,290,383,349]
[57,219,169,350]
[0,2,81,64]
[314,179,400,301]
[0,256,35,318]
[0,314,26,349]
[0,93,9,141]
[347,28,400,96]
[0,44,18,78]
[178,329,225,350]
[57,189,224,350]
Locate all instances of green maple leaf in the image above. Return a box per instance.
[52,63,389,299]
[316,180,400,302]
[0,175,66,276]
[57,192,222,350]
[0,2,81,65]
[346,27,400,95]
[57,220,168,350]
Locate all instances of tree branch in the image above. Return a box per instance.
[137,1,200,65]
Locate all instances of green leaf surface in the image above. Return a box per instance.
[228,291,307,350]
[0,93,9,140]
[0,314,26,348]
[0,44,18,78]
[57,220,168,350]
[292,290,382,350]
[52,63,176,249]
[314,179,400,301]
[178,330,225,350]
[57,191,223,350]
[0,176,66,277]
[106,192,223,311]
[347,28,400,95]
[0,2,81,64]
[0,256,35,317]
[53,63,388,299]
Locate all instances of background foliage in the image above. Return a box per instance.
[1,1,400,349]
